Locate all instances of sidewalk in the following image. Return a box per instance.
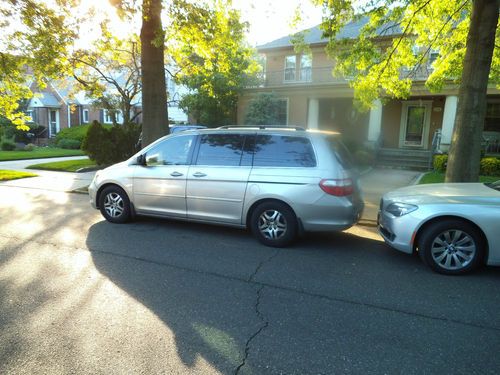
[359,168,422,224]
[0,156,95,193]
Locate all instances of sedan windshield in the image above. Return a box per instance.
[485,180,500,191]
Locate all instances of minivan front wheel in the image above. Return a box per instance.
[99,185,131,224]
[250,202,297,247]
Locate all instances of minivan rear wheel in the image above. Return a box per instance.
[250,202,297,247]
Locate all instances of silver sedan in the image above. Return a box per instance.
[378,180,500,275]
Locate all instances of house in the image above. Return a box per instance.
[27,74,188,143]
[237,19,500,167]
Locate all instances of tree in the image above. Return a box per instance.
[72,32,142,125]
[140,0,168,146]
[311,0,499,182]
[169,0,261,126]
[0,0,76,129]
[244,93,286,125]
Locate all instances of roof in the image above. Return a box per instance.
[257,17,401,51]
[38,92,61,107]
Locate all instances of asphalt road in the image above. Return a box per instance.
[1,185,499,374]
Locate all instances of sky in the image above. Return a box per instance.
[76,0,324,48]
[231,0,324,46]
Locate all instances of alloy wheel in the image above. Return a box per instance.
[258,209,287,240]
[430,229,476,271]
[104,192,124,218]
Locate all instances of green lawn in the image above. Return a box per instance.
[27,158,97,172]
[0,148,85,161]
[419,171,500,184]
[0,170,38,181]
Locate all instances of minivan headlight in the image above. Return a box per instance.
[386,202,418,217]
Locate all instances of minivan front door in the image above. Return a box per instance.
[133,134,195,217]
[186,133,253,224]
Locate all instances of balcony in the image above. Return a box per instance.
[247,65,434,89]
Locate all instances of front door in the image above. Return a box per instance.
[49,109,59,137]
[399,101,432,149]
[133,134,196,217]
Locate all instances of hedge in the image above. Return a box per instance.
[433,154,500,176]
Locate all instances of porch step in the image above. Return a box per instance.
[376,148,432,171]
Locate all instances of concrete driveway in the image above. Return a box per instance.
[0,156,95,192]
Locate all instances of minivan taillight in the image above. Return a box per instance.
[319,178,354,196]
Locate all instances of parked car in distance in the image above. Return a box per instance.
[378,181,500,275]
[89,125,364,247]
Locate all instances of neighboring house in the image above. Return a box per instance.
[237,19,500,162]
[27,74,189,143]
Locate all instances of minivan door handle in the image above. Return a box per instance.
[170,171,183,177]
[192,172,207,178]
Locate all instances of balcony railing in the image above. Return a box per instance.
[247,65,434,88]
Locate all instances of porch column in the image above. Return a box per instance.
[441,95,458,149]
[307,98,319,130]
[367,99,382,142]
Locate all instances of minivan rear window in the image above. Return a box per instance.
[326,136,354,170]
[253,135,316,167]
[196,134,246,166]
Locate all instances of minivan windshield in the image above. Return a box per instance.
[326,136,354,170]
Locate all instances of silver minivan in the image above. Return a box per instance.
[89,126,364,247]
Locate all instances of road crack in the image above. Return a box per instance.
[235,250,280,375]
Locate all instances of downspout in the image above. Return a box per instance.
[67,104,71,128]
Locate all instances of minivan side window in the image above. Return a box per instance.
[145,135,195,166]
[253,135,316,167]
[195,134,247,166]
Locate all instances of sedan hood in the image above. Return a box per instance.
[383,183,500,205]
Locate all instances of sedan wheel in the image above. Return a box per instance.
[99,186,131,224]
[418,220,484,275]
[251,202,297,247]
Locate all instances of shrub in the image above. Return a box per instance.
[58,138,81,149]
[480,157,500,176]
[82,121,141,166]
[1,139,16,151]
[433,154,448,172]
[55,124,91,145]
[24,143,37,151]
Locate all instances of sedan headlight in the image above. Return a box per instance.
[386,202,418,217]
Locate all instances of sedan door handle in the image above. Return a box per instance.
[170,171,183,177]
[193,172,207,178]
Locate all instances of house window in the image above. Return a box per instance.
[299,55,312,81]
[103,109,113,124]
[484,102,500,132]
[82,109,89,123]
[276,99,288,125]
[284,55,296,81]
[428,50,439,68]
[26,110,33,121]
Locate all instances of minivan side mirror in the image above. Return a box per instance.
[137,154,147,166]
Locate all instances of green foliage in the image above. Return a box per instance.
[57,139,81,150]
[312,0,498,110]
[55,124,90,144]
[0,147,84,161]
[0,170,37,181]
[480,157,500,176]
[82,121,141,166]
[0,0,77,127]
[1,118,45,143]
[419,171,500,185]
[244,93,285,125]
[1,139,16,151]
[433,154,448,172]
[24,143,36,151]
[170,0,261,125]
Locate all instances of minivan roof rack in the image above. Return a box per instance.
[217,125,306,131]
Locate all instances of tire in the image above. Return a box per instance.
[418,219,485,275]
[99,185,131,224]
[250,201,297,247]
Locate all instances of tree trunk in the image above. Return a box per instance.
[140,0,168,147]
[445,0,499,182]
